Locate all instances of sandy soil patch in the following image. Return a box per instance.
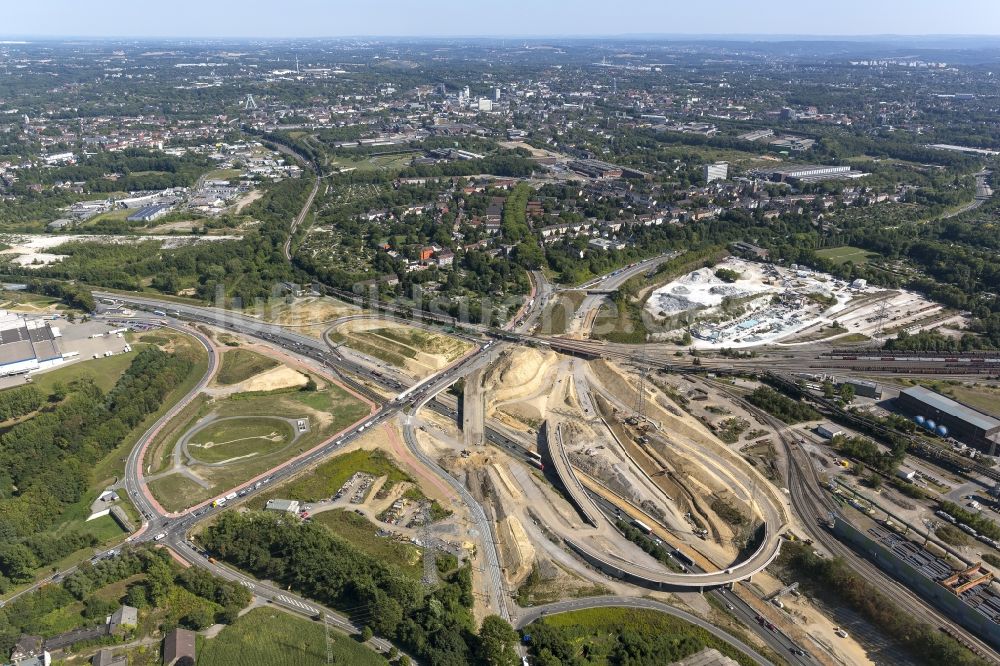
[334,319,470,377]
[484,347,558,403]
[236,366,309,392]
[232,189,264,213]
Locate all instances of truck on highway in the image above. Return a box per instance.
[631,518,653,535]
[153,533,166,541]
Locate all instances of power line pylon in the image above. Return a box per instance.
[243,94,257,110]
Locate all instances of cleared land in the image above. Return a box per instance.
[329,320,472,378]
[313,510,423,580]
[187,417,296,464]
[215,348,279,385]
[198,607,387,666]
[540,291,586,335]
[815,245,877,265]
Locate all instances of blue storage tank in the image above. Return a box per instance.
[936,425,949,437]
[915,415,926,426]
[925,419,936,431]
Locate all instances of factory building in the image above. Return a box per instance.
[126,203,172,223]
[567,159,623,179]
[0,312,65,377]
[703,162,729,183]
[768,164,854,183]
[840,378,881,399]
[896,386,1000,455]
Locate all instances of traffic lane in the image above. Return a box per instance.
[168,540,399,656]
[587,492,811,664]
[517,596,774,666]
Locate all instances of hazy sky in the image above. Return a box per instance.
[2,0,999,38]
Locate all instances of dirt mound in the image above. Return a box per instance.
[497,515,535,584]
[486,347,557,403]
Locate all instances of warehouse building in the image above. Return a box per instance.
[0,312,65,377]
[126,203,172,223]
[840,378,881,399]
[567,159,623,179]
[895,386,1000,455]
[767,164,858,183]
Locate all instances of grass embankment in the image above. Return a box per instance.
[215,348,280,385]
[313,510,423,581]
[198,607,387,666]
[523,606,758,666]
[330,324,470,370]
[253,449,412,505]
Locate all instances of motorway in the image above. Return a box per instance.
[83,293,807,664]
[83,279,1000,665]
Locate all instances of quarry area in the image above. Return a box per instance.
[644,257,957,347]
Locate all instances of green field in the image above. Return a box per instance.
[148,474,209,511]
[150,382,369,511]
[253,449,412,505]
[815,245,877,265]
[216,348,280,385]
[313,510,423,580]
[198,607,387,666]
[31,346,147,395]
[328,153,415,172]
[188,417,295,463]
[526,607,757,666]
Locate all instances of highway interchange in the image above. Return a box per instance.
[84,288,812,665]
[7,271,997,665]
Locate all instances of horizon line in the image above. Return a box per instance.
[3,32,1000,42]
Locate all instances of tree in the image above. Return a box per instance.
[125,583,149,609]
[182,606,215,631]
[361,625,374,642]
[0,544,38,583]
[477,615,519,666]
[840,383,856,405]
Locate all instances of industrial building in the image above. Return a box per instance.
[896,386,1000,454]
[0,312,65,377]
[567,159,623,179]
[703,162,729,183]
[815,423,845,440]
[840,378,881,399]
[265,498,301,514]
[126,203,172,223]
[767,164,856,183]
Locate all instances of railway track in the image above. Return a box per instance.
[715,382,1000,664]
